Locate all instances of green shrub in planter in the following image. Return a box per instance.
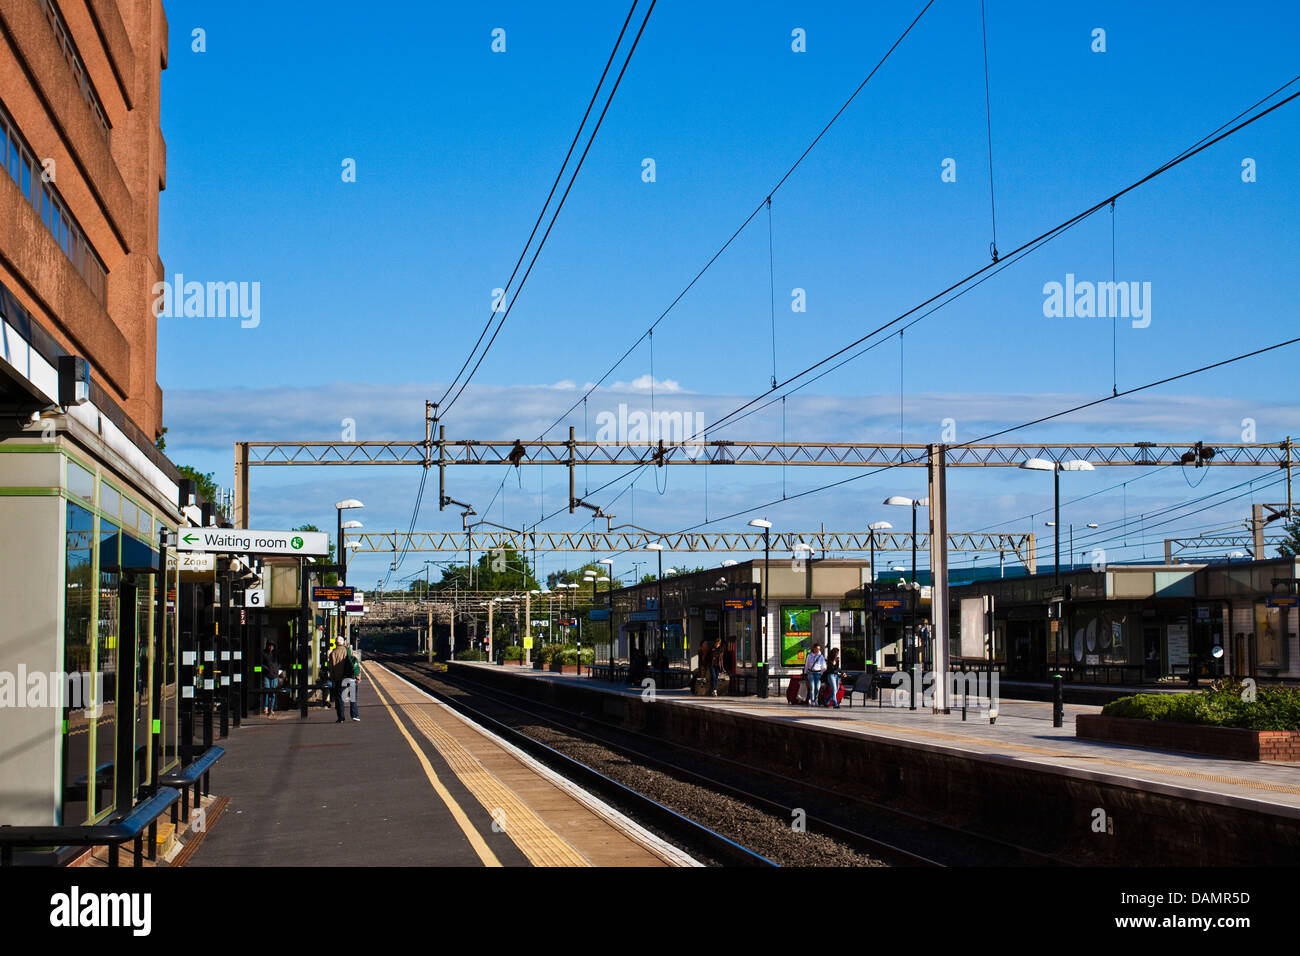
[453,648,488,662]
[1101,681,1300,731]
[501,646,524,661]
[551,645,598,666]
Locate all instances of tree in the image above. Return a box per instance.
[439,548,540,594]
[177,465,226,517]
[294,523,336,586]
[1278,517,1300,558]
[547,562,619,591]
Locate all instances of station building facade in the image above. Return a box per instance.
[0,0,176,828]
[947,558,1300,684]
[601,554,1299,691]
[604,559,892,682]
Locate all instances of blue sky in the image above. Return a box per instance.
[155,1,1300,588]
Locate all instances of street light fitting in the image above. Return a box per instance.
[1019,458,1055,472]
[341,520,363,529]
[868,520,893,531]
[644,542,665,551]
[747,518,772,529]
[335,499,364,510]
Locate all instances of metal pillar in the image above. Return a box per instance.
[233,442,249,529]
[928,444,950,713]
[758,528,770,698]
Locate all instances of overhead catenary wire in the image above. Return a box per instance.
[584,331,1300,565]
[397,4,649,559]
[979,0,998,261]
[535,0,937,442]
[424,73,1300,575]
[687,79,1300,442]
[433,1,642,414]
[438,0,657,421]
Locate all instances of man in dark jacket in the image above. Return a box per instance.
[329,638,360,722]
[261,642,281,716]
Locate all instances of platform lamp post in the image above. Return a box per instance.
[335,500,363,586]
[581,571,597,674]
[336,501,363,657]
[598,559,616,677]
[644,543,665,682]
[884,497,929,711]
[748,518,773,698]
[867,521,893,672]
[1021,458,1094,677]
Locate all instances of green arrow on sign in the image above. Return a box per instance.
[182,533,198,544]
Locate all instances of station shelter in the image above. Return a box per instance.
[605,559,920,691]
[946,557,1300,684]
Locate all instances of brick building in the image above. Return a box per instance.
[0,0,180,830]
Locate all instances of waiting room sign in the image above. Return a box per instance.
[176,528,330,556]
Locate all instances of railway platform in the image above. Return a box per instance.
[184,662,692,867]
[466,664,1300,810]
[448,661,1300,864]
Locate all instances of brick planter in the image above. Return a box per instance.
[1076,715,1300,762]
[501,659,524,666]
[549,664,580,674]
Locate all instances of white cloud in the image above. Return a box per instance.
[608,374,685,393]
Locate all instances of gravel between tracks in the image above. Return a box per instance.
[389,661,886,867]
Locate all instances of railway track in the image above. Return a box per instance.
[374,655,1065,866]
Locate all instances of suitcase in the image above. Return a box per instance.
[818,678,846,707]
[786,674,810,705]
[692,675,710,696]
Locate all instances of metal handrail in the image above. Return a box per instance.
[0,786,181,868]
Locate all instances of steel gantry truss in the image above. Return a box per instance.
[1164,535,1283,562]
[346,529,1037,567]
[234,431,1296,524]
[231,420,1295,716]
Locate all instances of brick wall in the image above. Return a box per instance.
[1076,714,1300,762]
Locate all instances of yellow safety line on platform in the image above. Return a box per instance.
[844,718,1300,797]
[369,664,589,867]
[368,665,502,867]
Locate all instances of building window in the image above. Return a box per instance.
[93,519,120,819]
[0,102,107,306]
[41,0,111,144]
[61,502,95,825]
[1256,605,1286,669]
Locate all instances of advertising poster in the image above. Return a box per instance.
[781,604,818,667]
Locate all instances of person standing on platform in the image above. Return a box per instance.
[344,641,361,721]
[261,642,280,716]
[328,639,350,723]
[709,638,725,696]
[823,647,842,708]
[804,642,826,706]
